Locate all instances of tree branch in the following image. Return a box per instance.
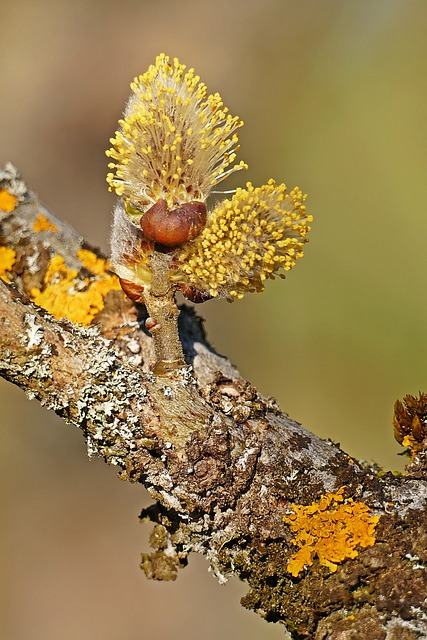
[1,165,426,639]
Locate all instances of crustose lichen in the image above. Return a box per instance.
[283,487,379,577]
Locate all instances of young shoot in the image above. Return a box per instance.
[107,53,312,375]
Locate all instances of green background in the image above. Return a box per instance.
[1,1,426,639]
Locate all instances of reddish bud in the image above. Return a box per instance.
[119,278,145,304]
[145,316,158,330]
[141,199,207,247]
[179,284,213,304]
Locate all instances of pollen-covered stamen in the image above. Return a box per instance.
[106,53,247,208]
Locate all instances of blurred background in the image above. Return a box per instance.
[1,0,427,638]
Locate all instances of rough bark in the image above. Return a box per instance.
[1,165,426,640]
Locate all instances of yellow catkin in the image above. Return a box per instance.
[174,180,312,299]
[283,487,379,577]
[106,53,247,210]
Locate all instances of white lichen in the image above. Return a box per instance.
[23,314,44,349]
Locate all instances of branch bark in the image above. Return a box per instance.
[1,165,426,640]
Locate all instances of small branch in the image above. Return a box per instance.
[1,166,426,639]
[144,250,185,374]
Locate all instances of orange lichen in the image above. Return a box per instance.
[30,250,121,326]
[77,249,111,277]
[33,213,58,233]
[0,246,16,282]
[283,487,379,577]
[0,189,17,212]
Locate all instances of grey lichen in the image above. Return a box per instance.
[384,479,427,516]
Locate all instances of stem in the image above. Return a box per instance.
[143,250,185,376]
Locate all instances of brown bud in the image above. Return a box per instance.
[393,393,427,449]
[179,284,213,304]
[141,199,207,247]
[119,278,145,304]
[145,316,158,330]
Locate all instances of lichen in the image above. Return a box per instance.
[0,245,16,282]
[33,213,57,233]
[0,189,17,212]
[30,249,122,326]
[283,487,379,577]
[139,524,185,581]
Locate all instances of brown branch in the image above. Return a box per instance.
[1,165,426,639]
